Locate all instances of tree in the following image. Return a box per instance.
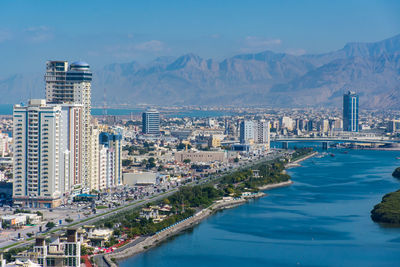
[177,143,191,151]
[81,246,94,256]
[46,222,55,229]
[129,227,141,238]
[183,159,191,164]
[141,159,148,167]
[122,159,133,167]
[147,157,156,169]
[113,229,121,237]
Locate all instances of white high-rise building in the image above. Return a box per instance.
[57,103,83,194]
[0,131,10,157]
[88,124,100,192]
[98,145,108,190]
[240,120,255,144]
[281,116,294,131]
[254,120,270,148]
[45,61,92,191]
[99,131,122,186]
[319,119,330,133]
[13,100,83,207]
[240,120,270,148]
[13,100,63,208]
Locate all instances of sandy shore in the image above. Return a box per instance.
[257,180,294,191]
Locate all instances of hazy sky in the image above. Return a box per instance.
[0,0,399,76]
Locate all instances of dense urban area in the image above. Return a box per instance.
[0,61,400,267]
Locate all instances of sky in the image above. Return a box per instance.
[0,0,399,76]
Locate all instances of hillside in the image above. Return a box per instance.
[1,34,400,108]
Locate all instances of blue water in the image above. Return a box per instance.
[121,148,400,266]
[0,104,235,118]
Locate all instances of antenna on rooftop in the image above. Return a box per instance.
[103,88,107,118]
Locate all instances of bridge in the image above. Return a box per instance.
[272,137,400,144]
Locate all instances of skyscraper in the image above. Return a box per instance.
[343,91,359,132]
[45,61,93,190]
[142,109,160,135]
[99,132,122,186]
[239,120,255,144]
[13,100,83,207]
[57,103,83,195]
[254,120,270,147]
[13,100,63,208]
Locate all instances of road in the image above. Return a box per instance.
[1,151,284,252]
[93,236,147,267]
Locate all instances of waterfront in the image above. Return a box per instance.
[121,148,400,266]
[0,104,237,118]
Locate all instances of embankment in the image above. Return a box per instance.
[104,196,264,265]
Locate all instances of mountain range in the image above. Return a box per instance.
[1,34,400,109]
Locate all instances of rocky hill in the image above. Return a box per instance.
[1,34,400,108]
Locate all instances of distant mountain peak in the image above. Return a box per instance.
[1,33,400,109]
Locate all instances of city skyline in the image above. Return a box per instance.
[1,1,400,266]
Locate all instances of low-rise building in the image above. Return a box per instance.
[87,228,113,247]
[1,214,27,227]
[14,228,81,267]
[123,172,158,185]
[140,207,159,220]
[175,150,226,163]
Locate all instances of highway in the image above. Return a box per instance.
[1,151,284,253]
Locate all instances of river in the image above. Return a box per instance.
[120,146,400,266]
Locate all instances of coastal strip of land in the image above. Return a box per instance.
[102,150,317,266]
[103,195,261,266]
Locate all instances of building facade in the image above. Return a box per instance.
[13,100,63,208]
[239,120,254,144]
[175,150,227,163]
[254,120,270,147]
[343,91,359,132]
[240,120,270,148]
[99,132,122,186]
[57,104,83,196]
[45,61,93,190]
[142,109,160,135]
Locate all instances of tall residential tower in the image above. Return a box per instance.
[45,61,93,190]
[13,100,62,208]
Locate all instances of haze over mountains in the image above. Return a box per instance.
[1,34,400,108]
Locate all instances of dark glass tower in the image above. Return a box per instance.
[343,91,359,132]
[142,109,160,135]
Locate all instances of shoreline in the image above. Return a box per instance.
[257,180,294,191]
[104,152,317,266]
[104,195,263,266]
[290,151,318,165]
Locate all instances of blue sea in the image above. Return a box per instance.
[121,144,400,266]
[0,104,236,118]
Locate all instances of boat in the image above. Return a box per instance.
[396,157,400,160]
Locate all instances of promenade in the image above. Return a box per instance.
[103,197,256,266]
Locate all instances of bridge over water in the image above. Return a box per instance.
[273,137,400,144]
